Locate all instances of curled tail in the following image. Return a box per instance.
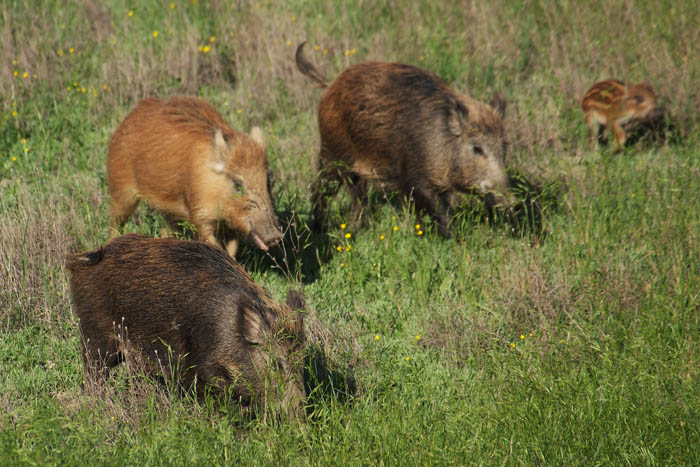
[66,248,105,271]
[295,41,329,88]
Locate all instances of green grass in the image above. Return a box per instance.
[2,0,700,465]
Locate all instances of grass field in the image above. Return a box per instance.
[2,0,699,464]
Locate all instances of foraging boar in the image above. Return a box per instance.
[295,42,511,236]
[582,79,661,151]
[66,234,305,418]
[107,97,282,258]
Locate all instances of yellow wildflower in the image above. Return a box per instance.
[313,45,320,51]
[340,262,345,267]
[415,335,421,341]
[236,108,243,114]
[57,49,64,56]
[12,156,17,161]
[210,36,215,43]
[169,3,175,9]
[12,111,17,117]
[520,334,525,340]
[345,245,351,251]
[128,11,134,17]
[103,84,108,90]
[379,234,384,240]
[323,49,328,55]
[393,226,399,231]
[153,31,159,38]
[509,342,516,348]
[81,88,86,93]
[203,45,211,53]
[336,245,342,252]
[13,71,18,77]
[286,40,292,46]
[23,72,29,79]
[290,15,296,22]
[374,335,380,341]
[417,230,423,236]
[345,233,351,239]
[415,224,420,229]
[69,47,74,54]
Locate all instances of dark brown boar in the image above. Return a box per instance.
[107,97,282,258]
[295,42,512,236]
[66,234,305,418]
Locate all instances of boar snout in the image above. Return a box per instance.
[247,207,283,252]
[249,227,283,252]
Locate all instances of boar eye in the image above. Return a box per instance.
[233,180,246,195]
[473,145,485,156]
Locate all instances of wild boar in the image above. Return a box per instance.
[107,97,282,258]
[295,42,512,237]
[582,79,662,151]
[66,234,305,418]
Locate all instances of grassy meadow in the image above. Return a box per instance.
[2,0,700,464]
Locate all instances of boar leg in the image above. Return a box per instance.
[196,221,224,251]
[225,238,239,258]
[610,120,627,151]
[108,195,140,238]
[311,166,343,233]
[82,336,121,381]
[348,175,369,227]
[410,185,452,237]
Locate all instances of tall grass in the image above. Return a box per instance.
[1,0,699,464]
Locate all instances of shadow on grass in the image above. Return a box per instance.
[450,168,565,245]
[236,208,333,284]
[240,169,566,279]
[303,345,357,416]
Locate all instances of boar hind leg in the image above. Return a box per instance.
[311,167,343,233]
[82,337,121,381]
[108,192,140,238]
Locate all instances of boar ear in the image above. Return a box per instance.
[250,126,266,150]
[446,96,468,137]
[490,93,507,119]
[241,307,267,345]
[285,290,305,311]
[208,128,228,174]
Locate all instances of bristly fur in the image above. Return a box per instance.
[295,42,511,237]
[107,97,281,258]
[66,234,305,418]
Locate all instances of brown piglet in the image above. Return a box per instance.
[107,97,282,257]
[582,79,661,151]
[295,42,512,237]
[66,234,306,419]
